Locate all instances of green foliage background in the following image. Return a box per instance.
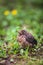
[0,0,43,58]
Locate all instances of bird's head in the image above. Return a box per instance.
[18,30,27,35]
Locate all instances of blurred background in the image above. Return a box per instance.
[0,0,43,58]
[0,0,43,38]
[0,0,43,42]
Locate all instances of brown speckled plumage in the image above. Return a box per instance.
[17,30,37,48]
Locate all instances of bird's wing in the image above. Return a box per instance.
[26,33,37,45]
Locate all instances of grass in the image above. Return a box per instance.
[0,7,43,65]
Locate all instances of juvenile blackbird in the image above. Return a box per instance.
[17,30,37,48]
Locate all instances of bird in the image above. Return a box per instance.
[17,30,37,49]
